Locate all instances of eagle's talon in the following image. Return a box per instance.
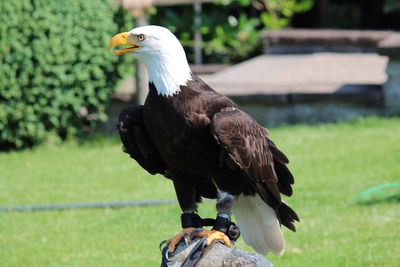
[192,229,232,247]
[166,227,194,252]
[206,230,232,247]
[159,240,167,252]
[190,227,205,240]
[183,232,190,245]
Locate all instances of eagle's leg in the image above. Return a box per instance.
[194,191,234,247]
[166,178,199,252]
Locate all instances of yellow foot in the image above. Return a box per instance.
[194,229,232,247]
[166,227,194,252]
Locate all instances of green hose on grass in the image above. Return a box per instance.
[352,183,400,205]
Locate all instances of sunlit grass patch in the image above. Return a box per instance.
[1,116,399,267]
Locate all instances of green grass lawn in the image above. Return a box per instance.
[1,117,399,267]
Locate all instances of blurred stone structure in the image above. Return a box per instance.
[262,29,400,113]
[378,34,400,113]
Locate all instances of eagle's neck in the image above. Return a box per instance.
[142,55,192,97]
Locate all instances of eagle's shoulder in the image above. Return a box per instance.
[179,76,237,128]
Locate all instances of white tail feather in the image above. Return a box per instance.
[232,195,285,256]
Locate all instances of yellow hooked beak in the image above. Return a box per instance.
[109,32,140,56]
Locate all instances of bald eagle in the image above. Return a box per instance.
[110,25,298,256]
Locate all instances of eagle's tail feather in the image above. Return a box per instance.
[275,160,294,196]
[232,195,285,256]
[278,202,299,232]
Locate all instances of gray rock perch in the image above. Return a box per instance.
[161,237,273,267]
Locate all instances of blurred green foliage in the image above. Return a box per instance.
[257,0,314,30]
[384,0,400,13]
[0,0,133,150]
[150,2,261,63]
[151,0,314,63]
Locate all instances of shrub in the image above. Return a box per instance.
[0,0,133,150]
[151,0,314,63]
[151,3,262,64]
[384,0,400,13]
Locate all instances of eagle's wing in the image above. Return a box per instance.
[118,106,168,175]
[211,107,298,231]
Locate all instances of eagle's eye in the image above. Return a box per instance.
[137,34,145,41]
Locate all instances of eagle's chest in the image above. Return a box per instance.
[143,89,218,175]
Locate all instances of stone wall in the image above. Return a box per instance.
[262,29,400,115]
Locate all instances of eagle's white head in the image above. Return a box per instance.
[109,25,192,96]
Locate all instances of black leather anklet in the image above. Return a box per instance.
[212,213,240,241]
[181,212,241,241]
[212,213,231,233]
[181,213,202,228]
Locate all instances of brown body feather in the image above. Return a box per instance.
[118,76,299,230]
